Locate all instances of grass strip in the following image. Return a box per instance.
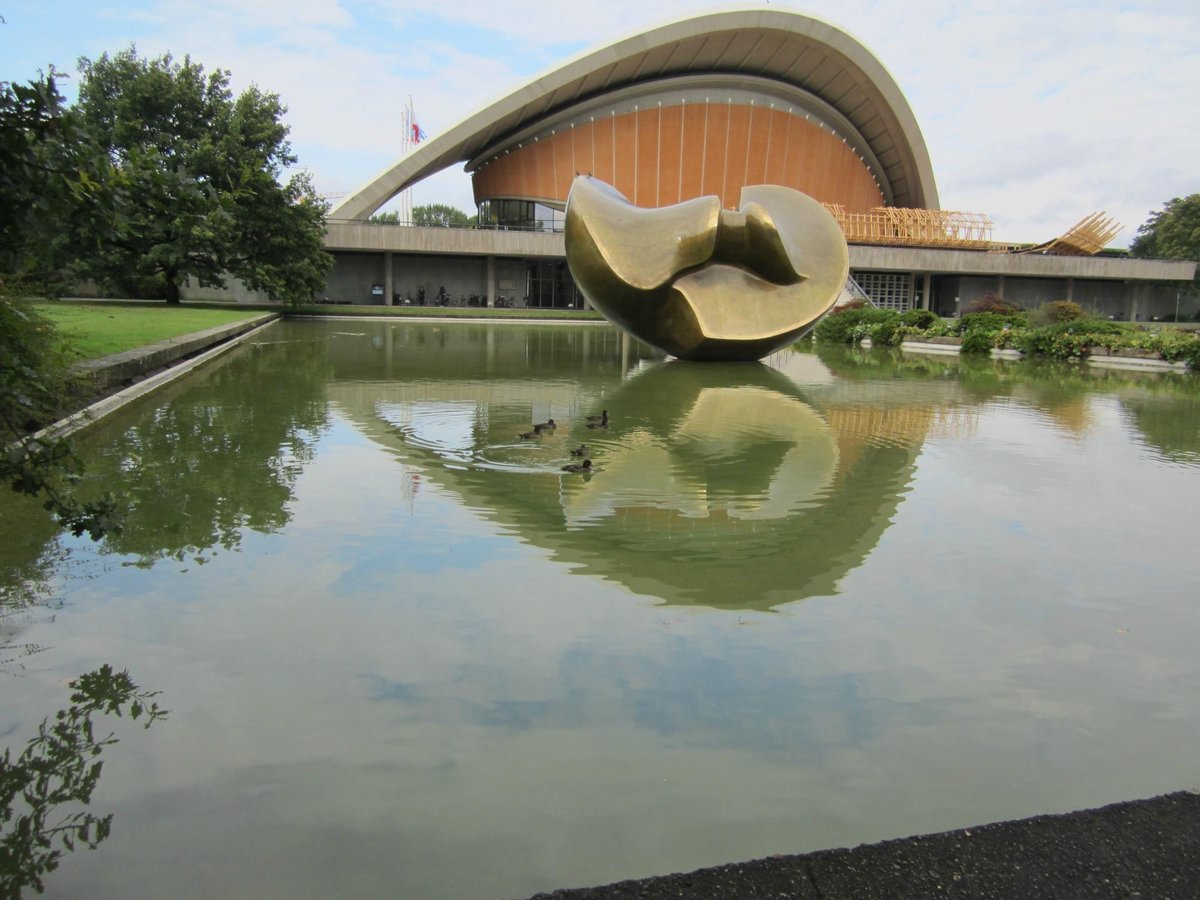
[36,302,265,360]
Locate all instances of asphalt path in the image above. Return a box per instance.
[528,791,1200,899]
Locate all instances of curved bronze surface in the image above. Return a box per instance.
[565,177,849,361]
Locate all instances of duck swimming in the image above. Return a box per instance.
[585,413,608,429]
[584,410,608,423]
[570,444,590,457]
[561,459,593,473]
[533,418,557,432]
[518,429,542,440]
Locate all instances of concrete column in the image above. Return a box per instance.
[486,256,496,308]
[1065,277,1074,302]
[921,272,932,311]
[384,251,394,306]
[997,274,1006,300]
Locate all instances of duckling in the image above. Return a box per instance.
[569,444,590,457]
[584,409,608,423]
[518,429,542,440]
[533,417,557,432]
[561,459,593,473]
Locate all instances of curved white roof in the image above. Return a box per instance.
[332,9,939,219]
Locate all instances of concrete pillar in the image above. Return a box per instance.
[997,274,1005,300]
[486,256,496,308]
[1065,277,1074,302]
[921,272,932,311]
[384,251,393,306]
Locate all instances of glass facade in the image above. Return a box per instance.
[477,199,565,232]
[526,260,584,309]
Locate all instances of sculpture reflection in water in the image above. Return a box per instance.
[363,357,926,610]
[565,176,849,361]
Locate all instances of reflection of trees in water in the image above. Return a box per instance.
[0,497,71,671]
[1121,392,1200,464]
[0,666,167,896]
[75,336,332,565]
[814,342,1200,450]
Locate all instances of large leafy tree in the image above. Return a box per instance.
[72,47,331,303]
[1131,194,1200,286]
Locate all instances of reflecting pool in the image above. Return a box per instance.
[2,320,1199,898]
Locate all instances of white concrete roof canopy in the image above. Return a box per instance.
[331,8,939,220]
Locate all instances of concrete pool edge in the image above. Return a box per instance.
[527,790,1200,899]
[38,313,280,441]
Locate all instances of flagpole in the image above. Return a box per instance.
[399,97,415,225]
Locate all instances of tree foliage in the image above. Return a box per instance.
[1131,194,1200,285]
[0,72,123,539]
[0,71,117,290]
[0,298,121,540]
[412,203,475,228]
[71,47,331,303]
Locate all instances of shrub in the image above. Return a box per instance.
[814,306,900,343]
[1179,337,1200,369]
[1030,300,1085,325]
[864,317,902,345]
[1009,320,1124,359]
[958,310,1028,333]
[0,294,81,432]
[960,327,997,354]
[963,291,1021,315]
[899,308,939,329]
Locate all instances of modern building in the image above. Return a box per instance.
[305,10,1195,319]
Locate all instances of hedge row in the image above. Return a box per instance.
[812,305,1200,369]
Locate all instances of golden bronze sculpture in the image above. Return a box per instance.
[565,177,849,361]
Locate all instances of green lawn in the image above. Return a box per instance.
[35,302,266,360]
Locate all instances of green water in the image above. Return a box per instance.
[2,320,1199,898]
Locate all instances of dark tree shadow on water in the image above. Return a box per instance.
[0,665,167,897]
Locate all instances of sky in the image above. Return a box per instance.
[3,0,1198,246]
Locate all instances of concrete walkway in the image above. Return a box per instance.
[529,791,1199,899]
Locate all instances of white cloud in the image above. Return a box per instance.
[13,0,1200,241]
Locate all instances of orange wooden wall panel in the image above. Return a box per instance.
[551,130,573,198]
[613,114,636,200]
[743,105,768,190]
[473,102,886,212]
[698,102,725,202]
[657,105,683,206]
[632,107,659,208]
[723,104,752,206]
[679,102,705,201]
[761,108,787,186]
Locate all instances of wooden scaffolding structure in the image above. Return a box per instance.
[824,205,994,250]
[1015,212,1123,256]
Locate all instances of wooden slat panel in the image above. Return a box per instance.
[658,104,684,206]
